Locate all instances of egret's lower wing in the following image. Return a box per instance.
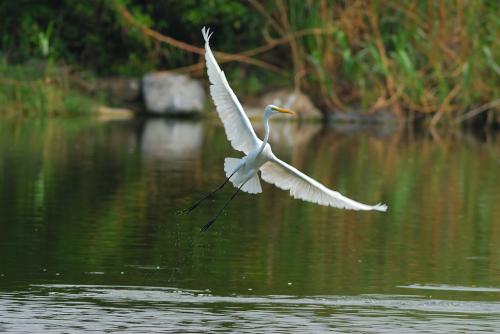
[260,157,387,211]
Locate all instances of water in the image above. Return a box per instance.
[0,117,499,333]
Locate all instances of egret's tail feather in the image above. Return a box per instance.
[224,157,262,194]
[241,174,262,194]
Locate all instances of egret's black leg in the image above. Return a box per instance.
[200,182,246,232]
[182,169,238,214]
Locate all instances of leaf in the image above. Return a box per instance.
[482,46,500,76]
[396,48,414,74]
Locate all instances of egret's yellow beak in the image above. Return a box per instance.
[272,106,296,115]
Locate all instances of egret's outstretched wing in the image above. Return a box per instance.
[260,157,387,211]
[202,27,261,154]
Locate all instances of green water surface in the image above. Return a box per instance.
[0,118,499,332]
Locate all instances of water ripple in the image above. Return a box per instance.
[0,285,499,333]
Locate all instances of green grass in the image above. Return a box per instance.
[0,62,101,117]
[251,0,499,123]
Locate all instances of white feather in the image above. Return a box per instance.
[224,157,241,179]
[224,157,262,194]
[202,27,262,154]
[260,157,387,212]
[241,174,262,194]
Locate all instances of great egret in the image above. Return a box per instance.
[188,27,387,231]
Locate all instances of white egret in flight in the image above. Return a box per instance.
[187,27,387,231]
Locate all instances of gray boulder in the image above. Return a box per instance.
[261,89,323,120]
[142,72,205,115]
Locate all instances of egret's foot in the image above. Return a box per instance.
[180,203,200,215]
[175,209,186,216]
[200,218,217,232]
[181,195,212,215]
[200,181,244,232]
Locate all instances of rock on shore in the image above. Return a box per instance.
[260,89,323,120]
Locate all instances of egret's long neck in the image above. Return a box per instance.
[258,114,271,154]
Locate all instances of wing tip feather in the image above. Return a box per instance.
[373,203,388,212]
[201,26,213,43]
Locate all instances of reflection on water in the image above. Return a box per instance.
[141,119,203,163]
[0,117,499,332]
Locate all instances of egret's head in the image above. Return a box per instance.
[264,105,296,118]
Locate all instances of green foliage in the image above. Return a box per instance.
[0,0,265,75]
[0,62,99,117]
[1,0,150,75]
[264,0,499,118]
[0,0,499,121]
